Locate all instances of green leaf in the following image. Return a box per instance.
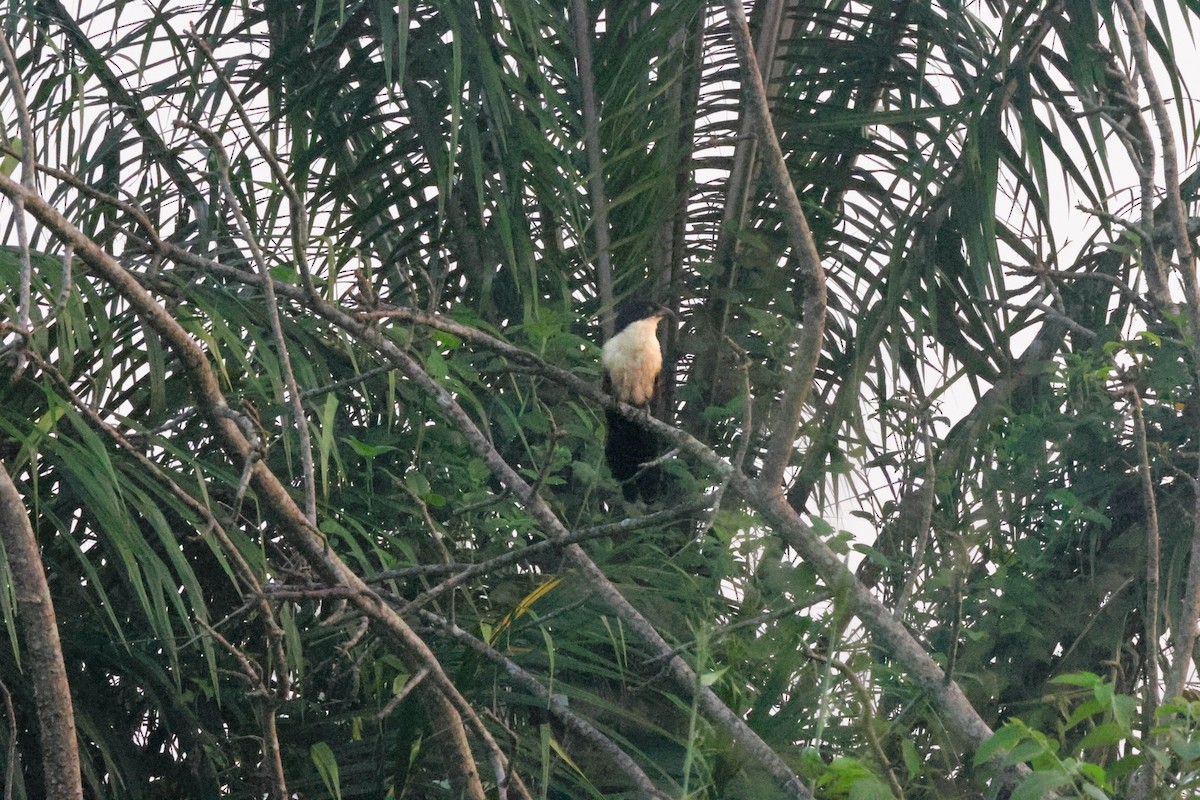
[1077,721,1127,751]
[426,349,449,381]
[848,775,895,800]
[0,142,19,177]
[1011,770,1072,800]
[1051,671,1103,687]
[310,741,343,800]
[810,516,835,536]
[975,723,1027,766]
[345,437,399,458]
[901,738,923,777]
[1171,733,1200,761]
[318,392,339,499]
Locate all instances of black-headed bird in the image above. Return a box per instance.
[602,301,673,501]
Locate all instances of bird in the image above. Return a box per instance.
[602,300,674,501]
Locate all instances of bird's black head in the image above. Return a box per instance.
[613,300,673,334]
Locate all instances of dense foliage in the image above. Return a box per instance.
[1,0,1199,798]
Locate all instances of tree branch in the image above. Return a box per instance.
[175,119,320,526]
[723,0,827,491]
[160,251,1018,783]
[421,609,672,799]
[0,462,83,800]
[0,172,515,800]
[570,0,615,333]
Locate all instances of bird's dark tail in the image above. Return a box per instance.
[605,409,663,502]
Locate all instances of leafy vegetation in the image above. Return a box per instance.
[0,0,1198,798]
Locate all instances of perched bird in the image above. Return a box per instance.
[602,301,673,501]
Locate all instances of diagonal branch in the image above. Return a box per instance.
[421,609,672,800]
[0,171,524,800]
[1113,0,1197,301]
[176,120,319,526]
[722,0,827,491]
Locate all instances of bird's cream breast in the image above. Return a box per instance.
[602,317,664,405]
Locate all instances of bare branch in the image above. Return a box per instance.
[375,667,429,721]
[422,609,672,800]
[0,462,83,800]
[723,0,827,491]
[176,120,319,525]
[570,0,615,333]
[186,29,315,297]
[1114,0,1197,301]
[0,170,515,800]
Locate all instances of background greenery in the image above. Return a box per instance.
[1,0,1199,797]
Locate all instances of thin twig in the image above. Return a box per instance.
[1075,204,1152,238]
[198,618,266,689]
[187,29,315,296]
[659,592,834,660]
[397,500,709,614]
[421,609,671,800]
[300,363,396,399]
[1113,0,1197,302]
[1010,259,1159,317]
[989,299,1097,338]
[375,667,430,721]
[176,120,319,525]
